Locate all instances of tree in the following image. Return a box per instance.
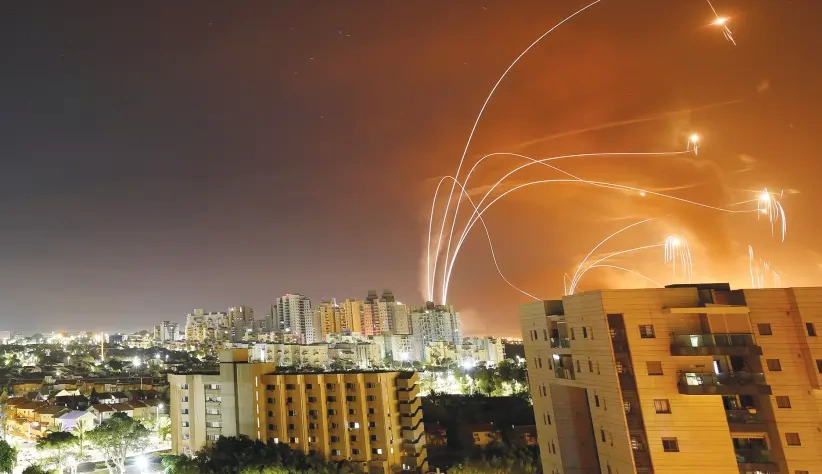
[37,431,77,473]
[86,413,149,474]
[161,455,199,474]
[157,416,171,442]
[72,418,92,457]
[22,466,52,474]
[0,439,16,474]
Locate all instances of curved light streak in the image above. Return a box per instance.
[441,176,760,303]
[583,264,664,288]
[437,176,540,301]
[569,244,663,295]
[433,0,605,304]
[440,149,693,300]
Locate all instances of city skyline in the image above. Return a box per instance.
[2,1,822,336]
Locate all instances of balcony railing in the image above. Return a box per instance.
[670,333,762,356]
[677,371,772,396]
[736,448,778,468]
[550,337,571,349]
[726,409,763,424]
[554,368,575,380]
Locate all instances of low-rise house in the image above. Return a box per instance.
[424,422,449,447]
[127,389,162,400]
[110,402,134,417]
[54,410,97,432]
[458,422,502,448]
[15,401,49,422]
[33,405,70,430]
[507,425,538,447]
[126,400,151,420]
[92,392,129,405]
[88,404,117,423]
[54,394,89,411]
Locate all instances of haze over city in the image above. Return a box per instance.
[2,0,822,337]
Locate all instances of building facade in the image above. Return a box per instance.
[410,303,462,350]
[168,349,427,473]
[277,294,318,344]
[520,284,822,474]
[184,309,230,342]
[228,305,255,342]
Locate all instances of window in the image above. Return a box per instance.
[368,408,375,415]
[285,384,296,390]
[766,359,782,371]
[330,436,340,442]
[305,383,313,389]
[308,422,316,429]
[639,325,655,338]
[536,357,543,369]
[267,411,273,417]
[807,323,817,337]
[817,360,822,374]
[372,448,383,455]
[594,395,600,408]
[776,396,792,408]
[582,327,588,338]
[662,438,679,452]
[352,449,360,455]
[365,382,375,389]
[287,410,296,417]
[327,396,337,402]
[543,329,549,341]
[308,397,317,403]
[346,396,356,402]
[349,422,360,429]
[181,409,189,415]
[181,396,189,402]
[345,383,354,389]
[326,383,334,390]
[330,422,339,429]
[268,424,276,430]
[570,328,576,340]
[327,409,336,416]
[366,395,375,401]
[331,449,341,456]
[289,437,298,443]
[370,434,377,441]
[286,397,293,404]
[266,384,276,390]
[588,360,594,372]
[368,421,376,428]
[547,414,552,425]
[288,423,295,430]
[758,323,773,335]
[654,399,671,414]
[308,410,318,417]
[350,435,357,442]
[348,408,355,415]
[600,429,606,442]
[308,436,316,443]
[786,433,801,446]
[647,361,663,375]
[267,397,274,403]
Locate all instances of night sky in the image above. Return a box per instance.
[2,1,821,336]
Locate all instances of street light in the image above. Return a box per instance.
[136,456,148,474]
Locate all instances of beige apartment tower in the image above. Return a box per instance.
[168,349,427,473]
[520,284,822,474]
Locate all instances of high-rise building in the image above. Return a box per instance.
[315,299,341,340]
[340,299,364,334]
[390,302,410,335]
[277,294,318,344]
[409,303,462,358]
[168,349,428,473]
[185,309,230,342]
[520,283,822,474]
[228,305,255,342]
[154,321,179,342]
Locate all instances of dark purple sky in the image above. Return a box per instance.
[2,1,821,336]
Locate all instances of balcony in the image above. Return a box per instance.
[726,409,768,432]
[736,449,780,473]
[554,368,575,380]
[677,372,772,396]
[549,337,571,349]
[670,333,762,357]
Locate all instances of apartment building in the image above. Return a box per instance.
[520,283,822,474]
[168,349,428,473]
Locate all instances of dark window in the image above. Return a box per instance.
[285,384,296,390]
[345,383,354,389]
[330,436,340,442]
[639,325,655,338]
[594,395,600,407]
[365,383,375,389]
[767,359,782,371]
[352,449,360,455]
[368,421,376,428]
[786,433,801,446]
[654,399,671,414]
[370,435,377,441]
[543,329,549,341]
[326,383,334,390]
[286,397,293,404]
[600,429,606,442]
[777,396,791,408]
[327,409,336,416]
[266,385,276,390]
[582,327,588,339]
[570,328,576,340]
[267,411,273,417]
[305,383,313,389]
[647,361,663,375]
[817,360,822,374]
[288,423,295,430]
[807,323,817,337]
[348,408,355,415]
[308,397,317,403]
[547,414,552,425]
[576,360,581,373]
[366,395,375,401]
[662,438,679,452]
[308,422,316,429]
[346,396,356,402]
[350,435,357,442]
[757,323,772,335]
[268,424,274,430]
[327,396,337,402]
[368,408,375,415]
[287,410,296,417]
[588,360,594,372]
[267,397,274,403]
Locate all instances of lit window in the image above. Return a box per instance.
[662,438,679,452]
[654,399,671,414]
[639,325,655,338]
